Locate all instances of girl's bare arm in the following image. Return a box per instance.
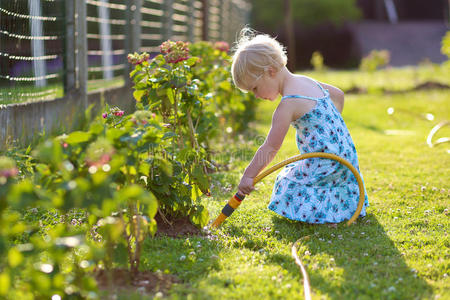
[242,101,292,178]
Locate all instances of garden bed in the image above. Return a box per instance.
[95,269,180,297]
[155,213,203,237]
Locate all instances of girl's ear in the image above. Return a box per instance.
[268,67,277,77]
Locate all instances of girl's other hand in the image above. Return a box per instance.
[238,175,255,195]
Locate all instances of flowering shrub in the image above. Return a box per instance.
[189,41,257,134]
[214,41,230,53]
[0,38,259,299]
[85,138,114,167]
[102,106,125,128]
[127,52,150,65]
[130,110,156,126]
[311,51,326,72]
[0,156,18,182]
[160,40,190,63]
[359,49,390,72]
[129,40,214,220]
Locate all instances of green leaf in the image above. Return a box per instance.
[120,130,144,145]
[146,191,158,218]
[148,218,157,236]
[113,242,129,265]
[219,80,232,91]
[166,88,175,104]
[0,272,10,295]
[66,131,92,144]
[139,163,150,176]
[118,185,143,200]
[134,73,145,84]
[192,165,210,194]
[89,121,104,135]
[33,139,63,165]
[133,90,146,102]
[185,57,199,66]
[190,206,209,227]
[130,68,138,78]
[106,128,127,141]
[8,248,23,267]
[8,180,36,209]
[162,131,177,140]
[148,100,161,110]
[32,273,50,291]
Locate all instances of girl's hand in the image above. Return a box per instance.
[238,175,255,196]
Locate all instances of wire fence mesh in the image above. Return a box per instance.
[0,0,251,106]
[0,0,66,105]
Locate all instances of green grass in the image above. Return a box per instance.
[302,64,450,92]
[0,78,125,105]
[137,68,450,299]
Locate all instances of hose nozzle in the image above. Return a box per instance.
[211,192,245,228]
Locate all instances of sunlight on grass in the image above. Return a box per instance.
[140,68,449,299]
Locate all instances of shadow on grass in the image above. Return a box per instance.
[139,234,221,281]
[222,212,431,299]
[265,213,432,299]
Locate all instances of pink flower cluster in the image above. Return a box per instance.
[214,41,230,53]
[87,154,111,167]
[0,168,18,178]
[131,111,156,126]
[85,138,115,168]
[127,52,150,65]
[103,107,124,119]
[0,156,18,180]
[160,40,190,64]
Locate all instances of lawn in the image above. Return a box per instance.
[136,68,449,299]
[0,78,125,106]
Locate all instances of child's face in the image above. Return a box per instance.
[249,71,279,101]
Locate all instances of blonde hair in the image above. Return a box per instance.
[231,27,287,92]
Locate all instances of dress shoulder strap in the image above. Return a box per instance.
[312,80,329,97]
[281,94,320,101]
[281,78,330,101]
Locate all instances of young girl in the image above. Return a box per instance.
[231,29,369,224]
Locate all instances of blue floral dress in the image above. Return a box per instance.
[268,81,369,224]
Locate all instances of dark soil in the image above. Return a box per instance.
[155,213,203,237]
[344,86,367,94]
[96,268,180,296]
[414,81,450,91]
[344,81,450,95]
[95,214,203,296]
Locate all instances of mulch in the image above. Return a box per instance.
[154,213,204,237]
[95,268,181,297]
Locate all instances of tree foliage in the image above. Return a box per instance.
[251,0,361,31]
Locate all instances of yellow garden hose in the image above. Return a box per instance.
[211,152,365,228]
[210,152,367,300]
[426,120,450,148]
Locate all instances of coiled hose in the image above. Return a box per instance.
[210,152,366,300]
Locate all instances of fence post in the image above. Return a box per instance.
[133,0,142,52]
[163,0,174,41]
[201,0,209,41]
[221,0,229,42]
[125,0,132,87]
[188,0,196,42]
[218,0,223,41]
[75,0,88,110]
[124,0,142,87]
[64,0,76,95]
